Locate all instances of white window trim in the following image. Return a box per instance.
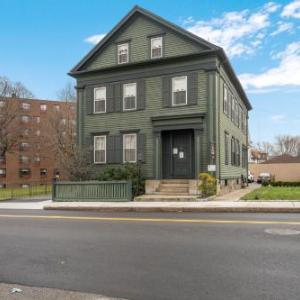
[123,133,137,163]
[150,36,163,59]
[117,43,129,64]
[123,83,137,111]
[94,87,106,114]
[94,135,106,164]
[172,76,187,106]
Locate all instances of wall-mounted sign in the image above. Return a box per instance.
[208,165,216,172]
[179,151,184,159]
[173,148,178,155]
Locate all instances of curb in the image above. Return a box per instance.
[43,205,300,213]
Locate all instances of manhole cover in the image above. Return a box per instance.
[265,228,300,236]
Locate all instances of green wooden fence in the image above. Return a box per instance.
[52,181,132,202]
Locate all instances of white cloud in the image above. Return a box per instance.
[84,33,106,45]
[184,2,279,58]
[281,0,300,19]
[270,114,286,122]
[239,42,300,89]
[270,21,294,36]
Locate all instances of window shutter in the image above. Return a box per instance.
[115,135,123,163]
[106,84,114,113]
[114,83,122,112]
[85,135,93,163]
[187,72,198,105]
[162,76,171,107]
[137,133,146,163]
[106,135,115,163]
[85,87,94,114]
[137,79,145,110]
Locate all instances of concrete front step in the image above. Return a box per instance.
[135,194,199,202]
[161,179,189,184]
[158,187,189,193]
[153,191,190,195]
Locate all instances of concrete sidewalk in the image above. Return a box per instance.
[44,200,300,213]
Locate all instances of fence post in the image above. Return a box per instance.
[127,180,132,201]
[52,182,56,201]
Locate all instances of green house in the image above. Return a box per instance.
[69,6,252,196]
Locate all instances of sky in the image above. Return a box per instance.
[0,0,300,144]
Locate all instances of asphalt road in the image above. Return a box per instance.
[0,209,299,300]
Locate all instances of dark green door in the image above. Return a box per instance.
[162,130,194,179]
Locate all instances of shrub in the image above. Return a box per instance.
[198,173,217,197]
[96,163,145,197]
[269,181,300,187]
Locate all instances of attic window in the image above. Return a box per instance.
[151,36,163,58]
[118,43,129,64]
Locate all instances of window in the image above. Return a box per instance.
[117,43,129,64]
[242,145,247,168]
[21,115,30,123]
[36,130,40,136]
[33,155,40,163]
[21,184,29,188]
[235,99,239,126]
[19,168,31,177]
[0,156,5,163]
[40,168,48,176]
[54,105,60,112]
[231,96,235,122]
[225,132,229,165]
[21,103,31,110]
[19,155,30,164]
[231,137,235,166]
[94,136,106,164]
[35,116,40,123]
[0,101,5,108]
[236,140,240,166]
[40,104,47,111]
[94,87,106,113]
[0,168,6,176]
[172,76,187,106]
[20,142,30,151]
[228,93,232,119]
[22,128,30,136]
[151,36,163,58]
[0,184,6,188]
[60,118,66,125]
[123,133,137,163]
[123,83,137,111]
[223,85,228,115]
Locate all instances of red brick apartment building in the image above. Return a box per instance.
[0,97,75,188]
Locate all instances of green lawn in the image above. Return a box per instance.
[242,186,300,201]
[0,185,51,201]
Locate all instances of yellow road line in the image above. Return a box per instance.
[0,214,299,225]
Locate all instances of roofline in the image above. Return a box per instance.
[69,5,219,74]
[0,96,75,104]
[217,49,252,111]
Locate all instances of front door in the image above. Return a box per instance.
[162,130,194,179]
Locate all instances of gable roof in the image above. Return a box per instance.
[70,5,218,74]
[69,5,252,110]
[262,154,300,164]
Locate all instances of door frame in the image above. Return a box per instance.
[162,129,194,179]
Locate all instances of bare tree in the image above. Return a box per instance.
[41,102,92,180]
[274,135,300,156]
[0,98,20,158]
[56,82,76,102]
[0,76,34,98]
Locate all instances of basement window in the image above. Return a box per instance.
[40,168,48,176]
[19,168,31,177]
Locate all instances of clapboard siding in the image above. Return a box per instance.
[217,70,248,179]
[85,16,203,71]
[80,71,207,178]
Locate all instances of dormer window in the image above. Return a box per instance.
[172,76,187,106]
[118,43,129,64]
[151,36,163,59]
